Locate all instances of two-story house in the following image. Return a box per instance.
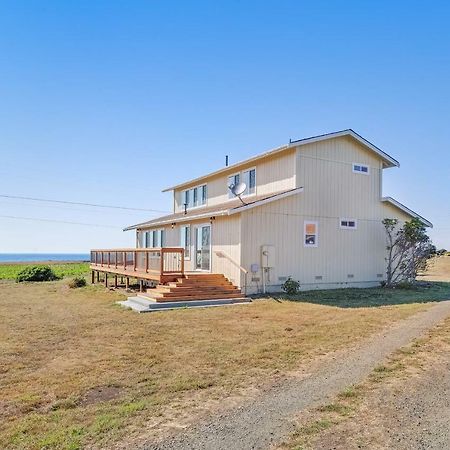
[91,129,431,300]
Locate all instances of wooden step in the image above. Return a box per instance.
[180,273,226,280]
[153,293,245,303]
[139,273,244,303]
[155,286,240,294]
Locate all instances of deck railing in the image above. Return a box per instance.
[90,247,184,279]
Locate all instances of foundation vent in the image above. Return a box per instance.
[347,274,354,279]
[315,275,323,280]
[377,274,383,278]
[278,276,287,282]
[252,277,261,282]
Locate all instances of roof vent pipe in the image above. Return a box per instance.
[225,155,229,167]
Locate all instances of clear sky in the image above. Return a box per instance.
[0,0,449,253]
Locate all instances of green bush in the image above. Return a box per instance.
[16,266,59,283]
[281,277,300,295]
[68,277,87,288]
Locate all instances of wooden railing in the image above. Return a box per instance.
[90,248,184,279]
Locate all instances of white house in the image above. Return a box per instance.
[91,129,431,299]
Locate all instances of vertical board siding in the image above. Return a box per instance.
[210,215,242,287]
[135,136,417,295]
[240,136,412,294]
[173,150,296,212]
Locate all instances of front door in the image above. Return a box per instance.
[194,224,211,271]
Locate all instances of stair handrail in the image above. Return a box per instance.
[214,250,248,296]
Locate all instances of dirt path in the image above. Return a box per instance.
[142,301,450,450]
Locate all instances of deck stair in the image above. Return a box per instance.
[139,274,244,303]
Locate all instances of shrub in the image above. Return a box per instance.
[68,277,87,288]
[281,277,300,295]
[16,266,59,283]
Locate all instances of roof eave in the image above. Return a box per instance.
[161,129,400,192]
[382,197,433,228]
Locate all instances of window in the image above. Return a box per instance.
[182,184,207,209]
[340,219,357,229]
[201,185,207,204]
[304,221,318,247]
[352,163,370,175]
[144,229,165,248]
[228,173,240,198]
[228,168,257,198]
[243,168,256,196]
[145,231,152,248]
[180,225,191,259]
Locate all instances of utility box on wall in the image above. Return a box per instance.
[261,245,275,268]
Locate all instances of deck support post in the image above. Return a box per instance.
[114,275,118,288]
[91,271,95,284]
[96,271,100,282]
[125,277,130,289]
[104,273,108,287]
[139,280,144,292]
[120,276,124,285]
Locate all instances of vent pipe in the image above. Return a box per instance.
[225,155,229,167]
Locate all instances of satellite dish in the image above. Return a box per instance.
[231,182,247,196]
[230,182,247,205]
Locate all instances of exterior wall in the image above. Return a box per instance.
[239,136,411,294]
[295,136,383,218]
[136,215,242,287]
[210,215,242,287]
[135,136,418,295]
[173,149,296,213]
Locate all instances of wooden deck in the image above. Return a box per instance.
[90,248,244,301]
[90,248,184,284]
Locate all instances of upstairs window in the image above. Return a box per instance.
[340,219,357,229]
[228,168,257,198]
[304,221,318,247]
[182,184,207,208]
[228,173,240,198]
[352,163,370,175]
[201,185,207,204]
[243,168,256,196]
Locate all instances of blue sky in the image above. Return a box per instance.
[0,0,449,252]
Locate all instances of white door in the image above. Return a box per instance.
[194,224,211,271]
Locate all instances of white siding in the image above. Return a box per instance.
[173,149,296,213]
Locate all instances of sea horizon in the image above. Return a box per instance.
[0,253,90,263]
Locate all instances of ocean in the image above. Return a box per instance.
[0,254,90,263]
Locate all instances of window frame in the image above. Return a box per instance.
[242,167,257,197]
[227,172,241,199]
[352,163,370,175]
[180,225,191,260]
[304,220,319,248]
[182,183,208,209]
[340,218,358,230]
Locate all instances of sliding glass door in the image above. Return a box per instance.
[194,224,211,271]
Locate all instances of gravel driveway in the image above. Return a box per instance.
[142,301,450,450]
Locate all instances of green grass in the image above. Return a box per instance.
[268,282,450,308]
[0,263,90,280]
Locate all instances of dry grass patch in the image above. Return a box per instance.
[0,280,431,449]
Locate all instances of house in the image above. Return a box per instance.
[91,129,431,298]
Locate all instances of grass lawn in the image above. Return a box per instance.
[268,282,450,307]
[1,279,449,449]
[0,262,90,280]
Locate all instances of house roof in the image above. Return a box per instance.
[124,187,303,231]
[381,197,433,228]
[162,129,400,192]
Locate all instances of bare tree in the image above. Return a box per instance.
[382,218,433,287]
